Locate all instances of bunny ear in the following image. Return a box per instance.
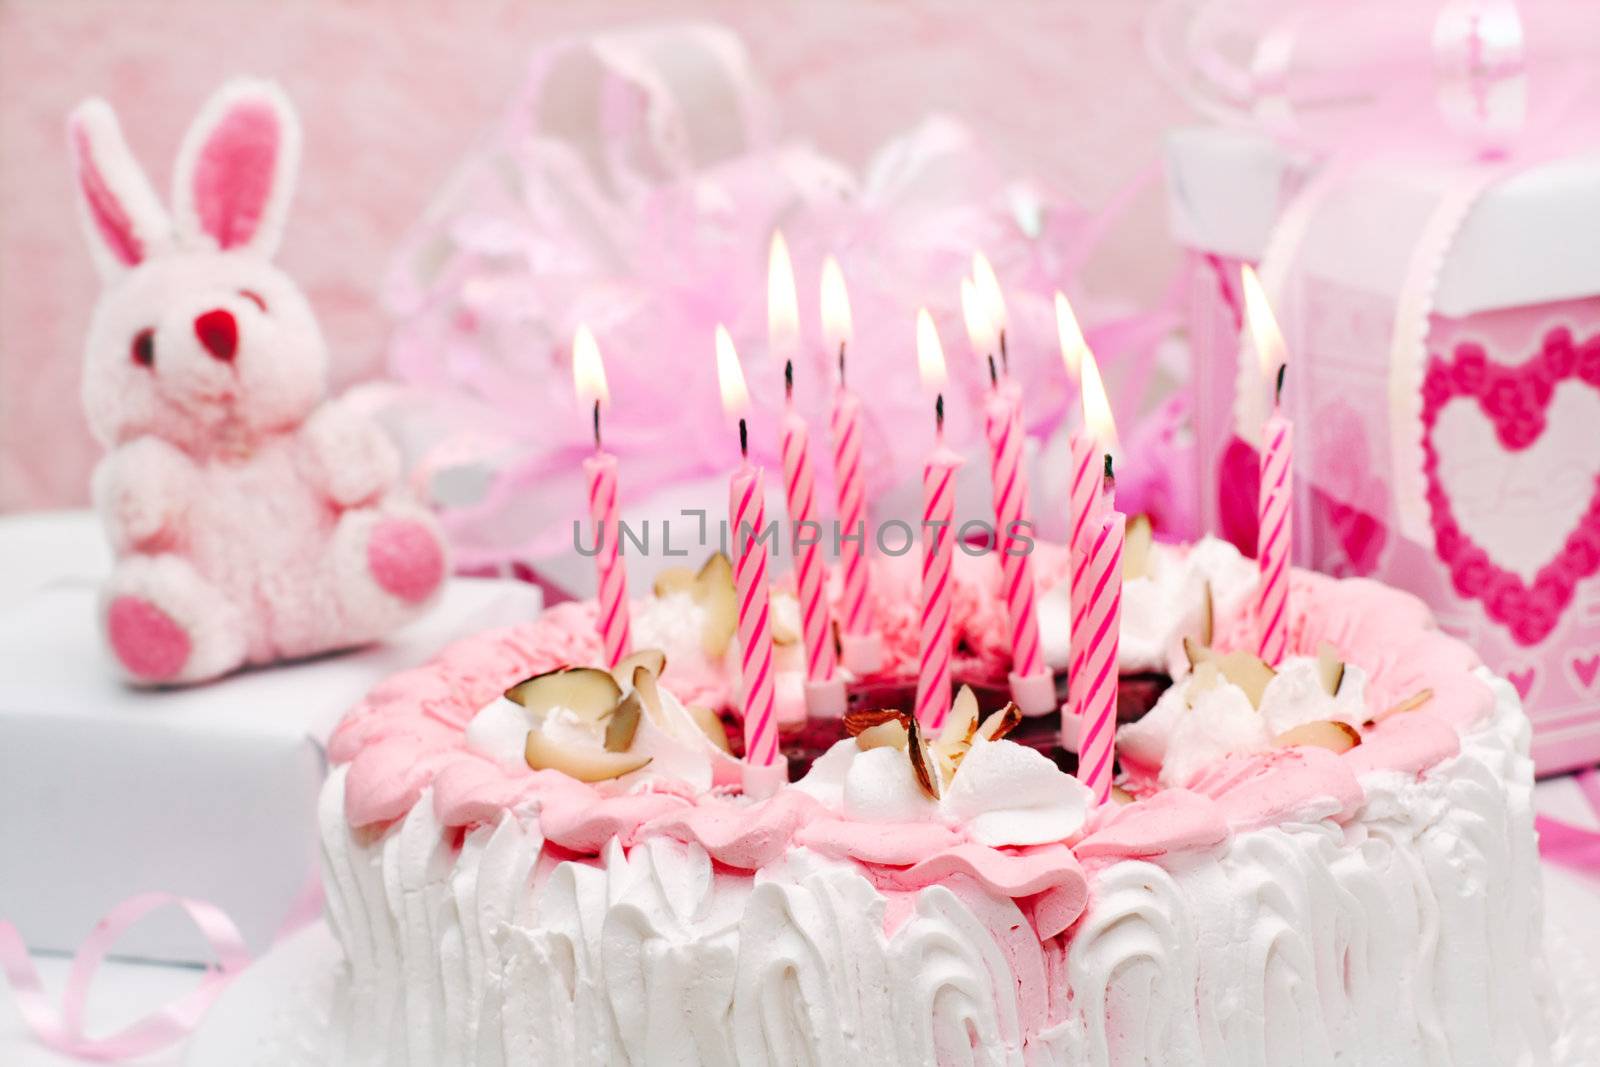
[172,79,300,258]
[67,98,171,277]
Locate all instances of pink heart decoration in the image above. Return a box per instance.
[1421,327,1600,647]
[1572,653,1600,693]
[1506,667,1538,702]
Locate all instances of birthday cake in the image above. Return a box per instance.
[318,541,1558,1065]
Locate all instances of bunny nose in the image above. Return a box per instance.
[194,309,238,361]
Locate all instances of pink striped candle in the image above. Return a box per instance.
[573,327,630,668]
[1257,399,1293,663]
[983,368,1050,703]
[1077,497,1125,805]
[962,274,1049,711]
[1066,428,1099,734]
[918,409,962,732]
[716,325,784,795]
[1241,267,1293,665]
[780,361,841,695]
[822,256,878,674]
[914,309,962,731]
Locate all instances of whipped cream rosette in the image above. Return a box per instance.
[795,688,1092,847]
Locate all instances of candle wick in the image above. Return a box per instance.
[1275,363,1287,406]
[838,342,846,388]
[785,359,794,401]
[999,328,1009,375]
[1103,451,1116,491]
[987,353,998,389]
[593,399,602,450]
[935,393,945,436]
[738,417,749,459]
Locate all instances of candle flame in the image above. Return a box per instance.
[916,308,948,392]
[768,230,800,359]
[1080,348,1118,450]
[820,255,852,353]
[960,276,996,357]
[1241,265,1287,382]
[1054,291,1087,383]
[715,324,750,418]
[972,251,1007,332]
[572,324,609,407]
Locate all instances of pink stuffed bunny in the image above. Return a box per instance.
[68,79,447,685]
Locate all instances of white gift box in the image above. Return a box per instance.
[1166,126,1600,774]
[0,519,539,963]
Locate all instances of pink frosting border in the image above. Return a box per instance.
[328,566,1494,936]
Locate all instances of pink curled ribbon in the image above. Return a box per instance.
[1536,770,1600,878]
[0,873,323,1060]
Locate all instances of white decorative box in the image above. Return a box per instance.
[1166,126,1600,774]
[0,534,539,964]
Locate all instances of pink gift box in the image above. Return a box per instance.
[1167,127,1600,775]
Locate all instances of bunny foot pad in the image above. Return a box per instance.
[367,518,445,604]
[106,595,191,681]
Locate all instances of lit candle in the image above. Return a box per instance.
[915,309,963,732]
[770,234,844,715]
[573,326,630,669]
[1242,266,1293,665]
[972,252,1015,388]
[1075,363,1126,806]
[717,325,784,795]
[1057,293,1112,751]
[962,279,1050,714]
[822,256,881,675]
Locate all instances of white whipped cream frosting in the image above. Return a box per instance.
[1040,535,1257,674]
[319,670,1559,1066]
[1117,655,1370,787]
[465,673,720,792]
[793,736,1092,847]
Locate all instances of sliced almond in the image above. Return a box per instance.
[1315,641,1345,696]
[525,729,652,781]
[1199,581,1214,646]
[1215,650,1277,709]
[939,686,981,748]
[611,648,666,688]
[1123,514,1154,580]
[604,692,643,752]
[1185,660,1223,708]
[772,600,801,646]
[974,702,1023,743]
[904,713,940,801]
[652,567,696,597]
[1183,635,1213,671]
[1367,688,1434,725]
[856,719,910,751]
[694,553,737,658]
[1110,785,1135,805]
[1274,720,1361,753]
[687,704,734,753]
[844,707,907,737]
[505,667,622,724]
[631,664,663,720]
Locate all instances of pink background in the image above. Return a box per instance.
[0,0,1187,513]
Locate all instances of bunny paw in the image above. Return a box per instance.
[107,597,191,681]
[367,517,446,603]
[103,554,249,685]
[331,508,446,640]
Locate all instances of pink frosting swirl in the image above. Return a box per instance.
[330,562,1498,934]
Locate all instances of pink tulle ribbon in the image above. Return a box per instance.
[1536,770,1600,878]
[0,874,323,1060]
